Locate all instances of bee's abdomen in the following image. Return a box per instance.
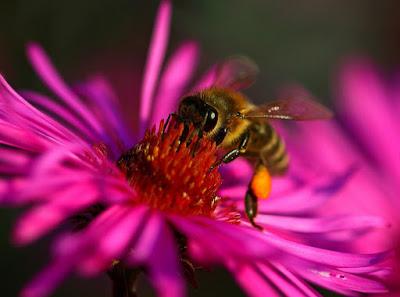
[260,124,289,175]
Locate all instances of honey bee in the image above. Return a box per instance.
[176,57,332,228]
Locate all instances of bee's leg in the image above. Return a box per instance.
[186,126,202,146]
[162,112,178,136]
[179,122,191,144]
[211,130,250,169]
[186,128,203,157]
[245,163,272,229]
[245,189,262,230]
[190,115,210,156]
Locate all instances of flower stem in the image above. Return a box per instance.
[108,263,141,297]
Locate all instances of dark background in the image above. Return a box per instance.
[1,0,399,296]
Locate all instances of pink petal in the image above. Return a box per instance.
[26,43,103,136]
[17,170,132,206]
[284,121,359,173]
[54,205,129,259]
[74,76,134,150]
[272,263,321,297]
[13,184,98,245]
[292,264,388,294]
[171,216,277,264]
[0,147,30,165]
[22,90,94,142]
[20,259,73,297]
[127,213,185,297]
[339,265,389,274]
[249,227,388,268]
[192,65,217,91]
[0,179,26,205]
[338,58,400,184]
[0,120,47,151]
[256,263,319,297]
[140,0,172,134]
[0,147,31,175]
[255,214,387,234]
[228,263,280,297]
[393,73,400,117]
[30,144,89,177]
[0,76,60,149]
[0,75,87,146]
[79,206,150,275]
[255,168,355,215]
[150,41,199,125]
[218,185,247,199]
[220,157,253,185]
[22,206,131,297]
[0,164,26,175]
[291,266,356,296]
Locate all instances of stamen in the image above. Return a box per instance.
[117,118,222,217]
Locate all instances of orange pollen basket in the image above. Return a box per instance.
[117,118,222,217]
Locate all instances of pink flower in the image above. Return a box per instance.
[337,58,400,293]
[337,58,400,210]
[275,58,400,293]
[0,1,390,297]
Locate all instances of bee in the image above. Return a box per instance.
[176,57,332,228]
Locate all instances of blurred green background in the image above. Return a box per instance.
[0,0,399,296]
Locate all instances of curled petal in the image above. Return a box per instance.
[140,0,172,134]
[0,75,82,146]
[74,76,134,152]
[26,43,103,136]
[151,41,199,125]
[22,90,94,143]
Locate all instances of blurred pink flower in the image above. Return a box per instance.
[337,58,400,215]
[276,58,400,293]
[337,58,400,293]
[0,1,391,297]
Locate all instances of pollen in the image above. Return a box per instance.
[251,164,271,199]
[117,118,222,217]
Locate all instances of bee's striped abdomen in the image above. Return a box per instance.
[260,124,289,175]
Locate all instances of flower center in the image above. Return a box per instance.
[117,118,222,216]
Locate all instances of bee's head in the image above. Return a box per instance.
[178,96,219,133]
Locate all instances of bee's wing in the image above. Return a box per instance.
[213,56,259,91]
[243,96,333,120]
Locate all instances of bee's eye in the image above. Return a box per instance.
[203,109,218,132]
